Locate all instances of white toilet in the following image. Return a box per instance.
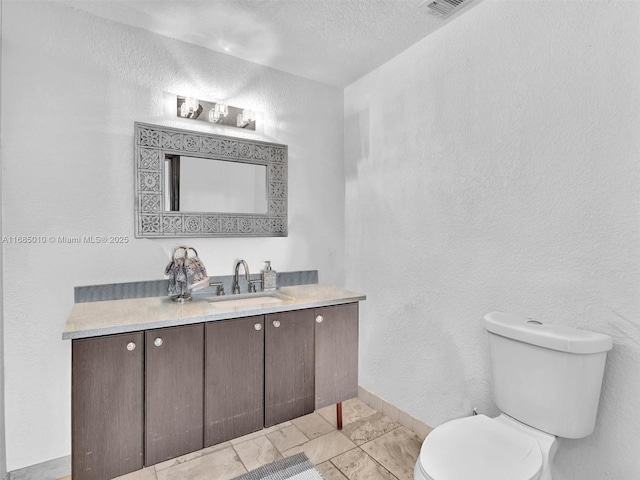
[414,311,612,480]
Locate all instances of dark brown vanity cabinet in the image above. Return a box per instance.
[204,316,264,446]
[71,301,360,479]
[144,324,204,465]
[72,332,144,480]
[265,309,316,427]
[314,303,359,409]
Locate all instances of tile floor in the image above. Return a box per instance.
[58,397,427,480]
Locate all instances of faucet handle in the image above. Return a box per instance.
[209,281,225,296]
[248,279,262,293]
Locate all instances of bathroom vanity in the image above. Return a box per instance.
[63,284,364,480]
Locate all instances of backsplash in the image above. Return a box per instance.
[74,270,319,303]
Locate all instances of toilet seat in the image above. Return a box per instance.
[417,414,543,480]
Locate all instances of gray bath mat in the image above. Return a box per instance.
[232,453,323,480]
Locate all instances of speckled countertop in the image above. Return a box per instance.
[63,284,366,340]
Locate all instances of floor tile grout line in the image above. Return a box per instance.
[356,425,406,480]
[356,445,399,478]
[327,445,399,480]
[232,434,282,474]
[231,442,252,474]
[327,445,359,470]
[231,441,253,474]
[360,425,422,480]
[313,417,401,478]
[268,429,311,455]
[356,424,403,449]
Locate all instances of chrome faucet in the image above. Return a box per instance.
[232,260,250,294]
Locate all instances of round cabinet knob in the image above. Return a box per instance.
[254,323,262,331]
[154,338,163,347]
[126,342,136,351]
[272,320,281,328]
[316,315,324,323]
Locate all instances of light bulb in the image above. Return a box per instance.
[215,103,228,117]
[242,109,255,123]
[185,97,199,113]
[237,109,255,127]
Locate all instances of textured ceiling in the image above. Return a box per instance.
[61,0,480,87]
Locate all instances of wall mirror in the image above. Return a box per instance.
[134,122,287,237]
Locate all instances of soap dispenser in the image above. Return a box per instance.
[261,261,277,292]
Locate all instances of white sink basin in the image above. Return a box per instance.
[209,294,291,309]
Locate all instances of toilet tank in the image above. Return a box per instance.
[483,312,612,439]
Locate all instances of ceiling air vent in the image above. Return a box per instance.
[420,0,473,18]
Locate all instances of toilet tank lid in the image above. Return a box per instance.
[483,311,612,354]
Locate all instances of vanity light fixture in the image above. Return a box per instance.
[237,109,256,128]
[177,95,257,131]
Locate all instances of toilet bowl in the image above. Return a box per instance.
[414,414,557,480]
[413,311,612,480]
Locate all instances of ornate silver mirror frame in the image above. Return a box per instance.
[134,122,287,238]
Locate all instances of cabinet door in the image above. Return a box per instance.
[265,310,315,427]
[72,332,143,480]
[145,324,204,465]
[205,316,264,446]
[315,303,359,409]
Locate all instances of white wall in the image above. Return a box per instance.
[345,1,639,479]
[0,0,6,476]
[0,1,345,470]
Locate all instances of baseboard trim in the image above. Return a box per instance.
[8,455,70,480]
[357,385,433,439]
